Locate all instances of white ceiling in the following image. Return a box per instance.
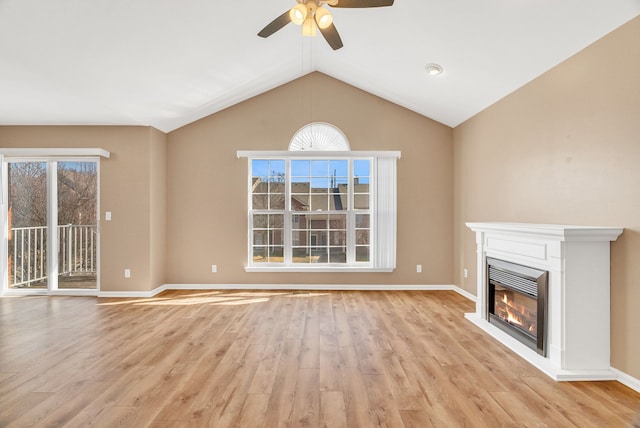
[1,0,638,133]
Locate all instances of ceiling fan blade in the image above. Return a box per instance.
[330,0,394,8]
[258,11,292,38]
[318,23,343,50]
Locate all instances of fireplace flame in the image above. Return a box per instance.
[497,291,537,335]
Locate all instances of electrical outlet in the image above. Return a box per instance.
[416,264,422,273]
[211,264,217,273]
[124,269,131,278]
[463,268,468,278]
[105,211,112,221]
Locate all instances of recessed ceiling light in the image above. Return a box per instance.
[425,63,443,76]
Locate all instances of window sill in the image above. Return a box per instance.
[244,266,394,273]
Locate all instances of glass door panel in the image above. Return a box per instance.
[7,162,48,289]
[57,161,97,290]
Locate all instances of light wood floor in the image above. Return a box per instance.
[1,290,639,427]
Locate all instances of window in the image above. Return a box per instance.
[238,150,400,272]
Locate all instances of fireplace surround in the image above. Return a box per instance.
[465,223,623,381]
[487,257,548,356]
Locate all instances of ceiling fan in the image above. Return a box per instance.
[257,0,394,51]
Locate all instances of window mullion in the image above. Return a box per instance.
[284,159,292,266]
[248,160,253,267]
[347,159,354,265]
[368,158,375,268]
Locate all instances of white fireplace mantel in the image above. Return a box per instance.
[465,222,623,381]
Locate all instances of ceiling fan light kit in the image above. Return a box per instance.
[289,4,308,25]
[315,6,333,29]
[258,0,394,50]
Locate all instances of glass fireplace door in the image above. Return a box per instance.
[492,283,538,336]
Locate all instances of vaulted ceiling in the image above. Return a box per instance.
[1,1,638,133]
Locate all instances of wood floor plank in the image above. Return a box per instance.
[569,380,640,414]
[151,334,236,420]
[44,365,152,427]
[362,374,407,427]
[261,338,302,427]
[0,391,51,427]
[412,355,492,426]
[399,409,435,428]
[439,364,517,426]
[204,361,259,427]
[300,336,320,370]
[248,353,282,394]
[331,293,354,347]
[171,362,239,424]
[319,391,348,428]
[84,405,138,427]
[491,381,579,427]
[317,293,335,336]
[286,295,308,339]
[380,353,430,411]
[319,335,343,392]
[0,290,638,427]
[118,364,191,425]
[348,314,387,376]
[337,345,359,369]
[521,375,633,427]
[146,421,190,428]
[235,393,271,428]
[341,366,375,427]
[290,368,320,427]
[26,380,110,428]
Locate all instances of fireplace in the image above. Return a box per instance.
[465,223,623,381]
[487,257,547,356]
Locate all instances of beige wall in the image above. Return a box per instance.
[0,126,164,292]
[149,128,167,289]
[453,16,640,378]
[166,72,454,285]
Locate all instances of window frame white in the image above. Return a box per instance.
[238,150,400,273]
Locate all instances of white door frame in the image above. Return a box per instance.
[1,155,102,296]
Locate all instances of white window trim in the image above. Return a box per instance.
[245,266,395,273]
[238,150,400,159]
[238,150,400,273]
[0,148,110,158]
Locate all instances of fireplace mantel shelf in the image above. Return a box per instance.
[465,222,623,242]
[465,222,623,381]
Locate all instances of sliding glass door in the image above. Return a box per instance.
[5,159,98,292]
[7,161,48,289]
[57,161,98,290]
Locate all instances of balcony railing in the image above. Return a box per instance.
[9,224,97,288]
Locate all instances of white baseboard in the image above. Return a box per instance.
[451,286,477,302]
[160,283,476,298]
[611,367,640,394]
[96,283,477,301]
[98,289,166,298]
[11,285,471,301]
